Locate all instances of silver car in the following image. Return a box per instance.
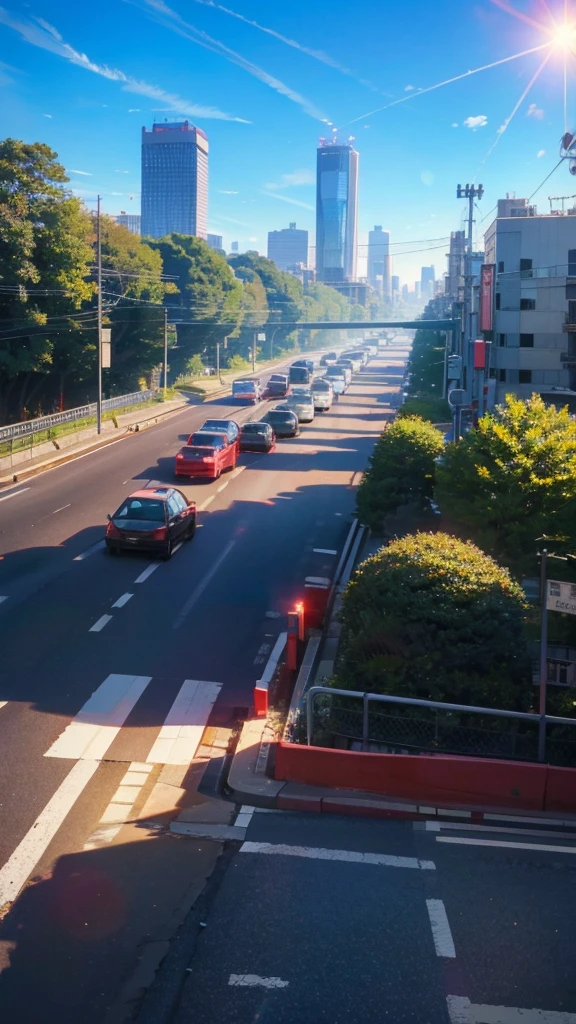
[283,388,315,423]
[311,378,333,411]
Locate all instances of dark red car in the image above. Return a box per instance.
[105,487,196,559]
[175,430,237,480]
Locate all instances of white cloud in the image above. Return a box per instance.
[0,7,250,122]
[115,169,129,173]
[463,114,487,130]
[218,189,239,194]
[43,113,52,118]
[260,190,314,211]
[248,236,258,242]
[537,148,546,157]
[497,123,506,134]
[451,122,458,128]
[264,168,315,190]
[404,84,414,91]
[128,108,140,112]
[212,214,252,227]
[364,124,370,128]
[420,170,434,187]
[527,102,544,119]
[69,168,92,176]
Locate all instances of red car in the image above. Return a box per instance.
[105,487,196,559]
[175,430,237,480]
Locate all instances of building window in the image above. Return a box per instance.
[519,369,532,383]
[520,298,536,310]
[498,333,506,347]
[520,258,532,272]
[498,369,506,382]
[520,333,534,347]
[498,261,504,273]
[489,368,496,378]
[569,249,576,276]
[495,293,501,309]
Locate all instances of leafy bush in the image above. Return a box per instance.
[397,394,451,423]
[226,354,251,372]
[356,417,444,532]
[336,532,531,709]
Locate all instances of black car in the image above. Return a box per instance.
[261,408,300,438]
[105,487,196,559]
[200,418,240,449]
[320,351,338,366]
[239,422,276,452]
[266,373,289,397]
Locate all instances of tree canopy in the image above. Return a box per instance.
[336,532,530,708]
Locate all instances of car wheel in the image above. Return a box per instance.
[186,518,196,540]
[162,540,173,561]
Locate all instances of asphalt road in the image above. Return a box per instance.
[0,350,405,1022]
[165,809,576,1024]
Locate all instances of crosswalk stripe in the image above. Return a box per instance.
[145,679,221,765]
[44,674,153,760]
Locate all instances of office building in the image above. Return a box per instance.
[141,120,208,239]
[391,275,400,294]
[113,212,141,235]
[484,203,576,407]
[446,230,466,301]
[316,138,359,283]
[368,226,391,297]
[420,266,435,301]
[231,241,239,253]
[207,233,223,250]
[497,195,536,218]
[415,282,421,299]
[267,223,308,272]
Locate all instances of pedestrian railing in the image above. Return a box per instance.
[0,390,156,452]
[304,687,576,766]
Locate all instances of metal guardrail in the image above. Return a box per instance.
[0,391,155,444]
[305,687,576,766]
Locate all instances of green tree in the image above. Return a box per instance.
[0,139,94,421]
[405,327,447,396]
[357,417,444,532]
[336,532,530,708]
[435,394,576,573]
[397,394,451,423]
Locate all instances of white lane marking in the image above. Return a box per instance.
[172,540,235,630]
[145,679,221,764]
[217,481,229,493]
[89,614,113,633]
[0,597,7,604]
[172,541,183,555]
[427,821,576,841]
[0,702,7,710]
[229,975,289,990]
[112,592,133,609]
[134,562,160,584]
[438,808,472,818]
[73,540,106,561]
[45,673,153,760]
[426,899,456,958]
[83,762,155,850]
[198,494,215,512]
[313,548,338,555]
[0,487,30,503]
[436,837,576,855]
[52,504,71,514]
[235,806,256,829]
[447,995,576,1023]
[239,842,435,870]
[0,759,100,906]
[484,813,572,827]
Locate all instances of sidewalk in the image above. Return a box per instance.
[0,395,191,487]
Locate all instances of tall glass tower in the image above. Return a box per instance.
[141,121,208,239]
[315,140,358,283]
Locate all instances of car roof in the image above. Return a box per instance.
[243,421,268,429]
[126,487,173,501]
[202,418,233,424]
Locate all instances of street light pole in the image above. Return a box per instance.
[216,340,220,380]
[538,548,548,763]
[252,331,256,373]
[96,195,103,435]
[163,308,168,397]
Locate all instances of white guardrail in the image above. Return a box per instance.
[0,391,156,444]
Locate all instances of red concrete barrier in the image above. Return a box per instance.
[544,765,576,813]
[275,742,549,811]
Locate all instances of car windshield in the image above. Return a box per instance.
[233,382,255,392]
[202,420,231,431]
[267,412,291,422]
[292,388,311,396]
[188,432,225,447]
[269,375,286,383]
[243,423,267,433]
[114,498,166,521]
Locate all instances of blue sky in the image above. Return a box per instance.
[0,0,573,287]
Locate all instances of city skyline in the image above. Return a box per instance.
[0,0,573,283]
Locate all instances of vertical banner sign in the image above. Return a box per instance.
[101,328,111,369]
[480,264,495,332]
[473,339,486,370]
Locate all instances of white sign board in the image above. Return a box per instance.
[257,333,266,341]
[447,355,462,380]
[547,579,576,616]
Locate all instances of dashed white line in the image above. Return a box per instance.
[89,614,113,633]
[172,540,235,629]
[134,562,160,584]
[52,503,71,514]
[426,899,456,958]
[217,481,229,493]
[239,842,435,870]
[436,836,576,854]
[446,994,576,1023]
[0,487,30,503]
[235,806,256,829]
[313,548,338,555]
[198,495,215,512]
[73,540,106,561]
[229,975,289,990]
[112,592,133,609]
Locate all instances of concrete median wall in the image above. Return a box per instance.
[274,741,575,812]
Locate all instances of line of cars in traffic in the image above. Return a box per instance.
[105,344,377,559]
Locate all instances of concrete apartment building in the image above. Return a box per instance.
[484,201,576,407]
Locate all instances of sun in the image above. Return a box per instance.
[550,21,576,50]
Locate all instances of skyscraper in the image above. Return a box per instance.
[141,121,208,239]
[207,233,223,250]
[368,226,390,297]
[267,223,308,271]
[420,266,435,301]
[113,212,141,235]
[315,139,358,283]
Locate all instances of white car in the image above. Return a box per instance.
[283,387,315,423]
[323,367,347,394]
[311,378,333,411]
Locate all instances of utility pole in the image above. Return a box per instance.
[96,195,103,434]
[252,331,256,373]
[163,308,168,397]
[456,183,484,405]
[538,548,548,763]
[216,340,220,381]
